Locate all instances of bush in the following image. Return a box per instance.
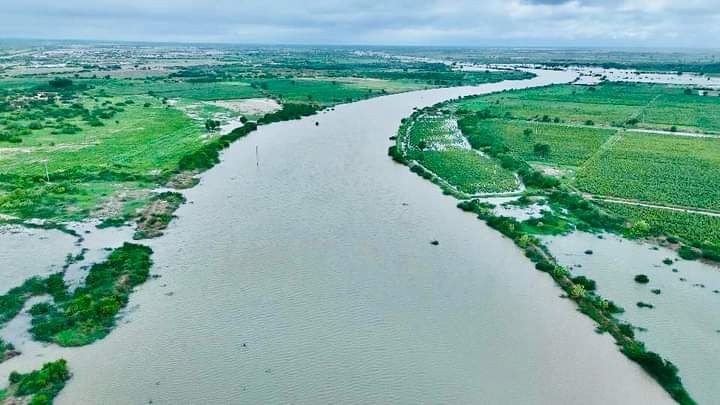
[257,103,319,124]
[6,359,71,404]
[621,342,691,403]
[571,275,597,291]
[678,245,700,260]
[388,145,406,164]
[48,78,73,89]
[30,244,153,346]
[634,274,650,284]
[535,261,555,272]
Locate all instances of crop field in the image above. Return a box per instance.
[456,82,720,133]
[403,114,518,194]
[459,118,615,167]
[600,202,720,251]
[576,132,720,210]
[415,149,519,194]
[411,81,720,254]
[454,83,720,211]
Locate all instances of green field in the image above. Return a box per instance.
[402,114,519,194]
[456,82,720,133]
[459,118,615,167]
[0,47,529,223]
[577,132,720,210]
[601,202,720,250]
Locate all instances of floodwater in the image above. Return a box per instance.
[0,70,672,404]
[545,232,720,404]
[0,226,74,294]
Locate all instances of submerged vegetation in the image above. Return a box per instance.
[0,359,71,405]
[29,243,152,346]
[0,243,152,348]
[455,198,693,404]
[133,192,187,240]
[0,338,16,364]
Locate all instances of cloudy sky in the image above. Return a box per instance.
[1,0,718,47]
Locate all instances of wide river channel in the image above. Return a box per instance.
[0,69,673,404]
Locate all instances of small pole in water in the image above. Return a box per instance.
[256,145,259,167]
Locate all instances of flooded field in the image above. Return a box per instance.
[545,232,720,404]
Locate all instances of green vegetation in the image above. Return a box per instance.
[1,359,71,405]
[0,277,49,326]
[396,110,519,195]
[29,243,152,347]
[443,82,720,258]
[600,203,720,262]
[257,103,320,124]
[0,46,530,225]
[577,133,720,211]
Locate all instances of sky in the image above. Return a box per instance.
[1,0,719,48]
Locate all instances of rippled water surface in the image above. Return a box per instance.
[1,71,672,404]
[545,232,720,404]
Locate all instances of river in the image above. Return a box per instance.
[0,69,672,404]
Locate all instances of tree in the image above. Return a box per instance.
[48,78,73,89]
[533,142,551,158]
[204,119,221,131]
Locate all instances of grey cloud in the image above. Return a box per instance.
[0,0,718,47]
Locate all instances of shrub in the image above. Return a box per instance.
[571,275,597,291]
[678,245,700,260]
[621,342,691,403]
[7,359,71,404]
[48,78,73,89]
